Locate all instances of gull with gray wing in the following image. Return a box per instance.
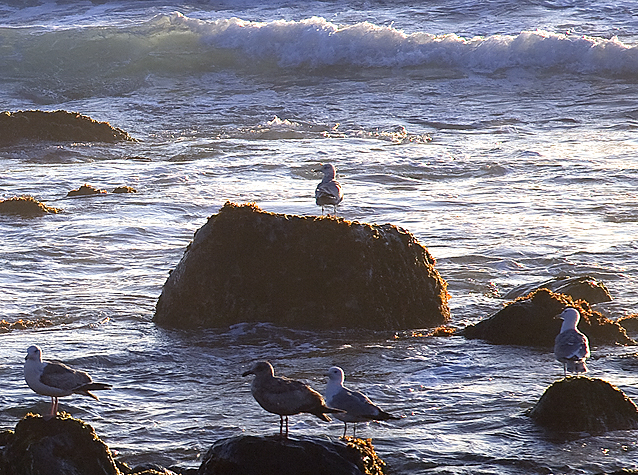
[554,307,590,377]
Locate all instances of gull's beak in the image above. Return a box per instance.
[242,369,253,377]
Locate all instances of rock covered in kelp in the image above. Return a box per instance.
[528,377,638,433]
[0,196,61,216]
[198,435,385,475]
[0,413,119,475]
[503,275,612,304]
[0,318,54,333]
[462,288,634,347]
[112,186,137,194]
[617,314,638,334]
[0,110,136,144]
[67,184,108,197]
[154,202,450,330]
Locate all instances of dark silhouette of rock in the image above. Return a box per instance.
[0,196,61,216]
[528,377,638,433]
[154,202,450,330]
[503,275,612,304]
[0,110,136,144]
[462,288,634,347]
[197,435,385,475]
[0,413,119,475]
[67,184,108,197]
[618,314,638,333]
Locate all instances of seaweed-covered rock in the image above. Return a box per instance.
[0,110,135,144]
[0,196,61,216]
[503,275,612,304]
[198,435,385,475]
[67,184,108,197]
[0,413,119,475]
[617,314,638,333]
[462,288,634,347]
[154,202,449,330]
[528,377,638,433]
[0,318,54,333]
[112,186,137,194]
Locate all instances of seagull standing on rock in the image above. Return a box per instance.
[325,366,399,437]
[242,360,343,438]
[24,345,112,419]
[314,163,343,216]
[554,308,590,377]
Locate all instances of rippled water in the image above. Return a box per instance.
[1,1,638,473]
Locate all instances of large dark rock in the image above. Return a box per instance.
[198,435,385,475]
[502,275,612,304]
[154,202,450,330]
[528,377,638,433]
[0,196,61,216]
[462,288,634,347]
[0,413,119,475]
[0,110,136,144]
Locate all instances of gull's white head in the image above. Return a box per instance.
[25,345,42,363]
[327,366,345,385]
[557,307,580,330]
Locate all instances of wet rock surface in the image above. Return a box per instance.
[0,196,61,216]
[462,288,634,347]
[154,202,450,330]
[0,413,119,475]
[528,377,638,433]
[0,110,135,144]
[198,435,385,475]
[502,275,612,304]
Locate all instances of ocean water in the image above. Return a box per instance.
[1,1,638,473]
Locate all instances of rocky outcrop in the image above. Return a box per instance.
[0,110,136,144]
[462,288,634,347]
[154,202,450,330]
[0,196,61,216]
[198,435,385,475]
[67,184,108,197]
[502,275,612,304]
[0,413,119,475]
[528,377,638,433]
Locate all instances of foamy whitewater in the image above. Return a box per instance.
[1,1,638,473]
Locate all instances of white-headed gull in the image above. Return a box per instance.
[24,345,112,419]
[242,360,343,437]
[325,366,399,437]
[554,308,590,377]
[315,163,343,216]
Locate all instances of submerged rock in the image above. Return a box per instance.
[154,202,449,330]
[0,413,119,475]
[0,196,61,216]
[503,275,612,304]
[67,184,108,197]
[198,435,385,475]
[528,377,638,433]
[462,288,634,347]
[0,110,135,144]
[112,186,137,194]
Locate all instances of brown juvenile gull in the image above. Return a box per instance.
[314,163,343,216]
[24,345,112,419]
[554,307,590,377]
[325,366,399,437]
[242,360,343,437]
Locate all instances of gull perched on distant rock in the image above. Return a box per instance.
[314,163,343,216]
[24,345,112,419]
[554,308,590,377]
[242,360,343,437]
[325,366,399,437]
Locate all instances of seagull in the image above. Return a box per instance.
[554,308,590,378]
[325,366,399,437]
[314,163,343,216]
[242,361,343,437]
[24,345,112,419]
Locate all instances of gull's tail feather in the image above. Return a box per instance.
[566,360,588,373]
[74,382,113,400]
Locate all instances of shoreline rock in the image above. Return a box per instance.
[154,202,450,330]
[502,275,612,304]
[0,110,136,144]
[462,288,634,347]
[198,435,385,475]
[0,196,61,216]
[528,377,638,433]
